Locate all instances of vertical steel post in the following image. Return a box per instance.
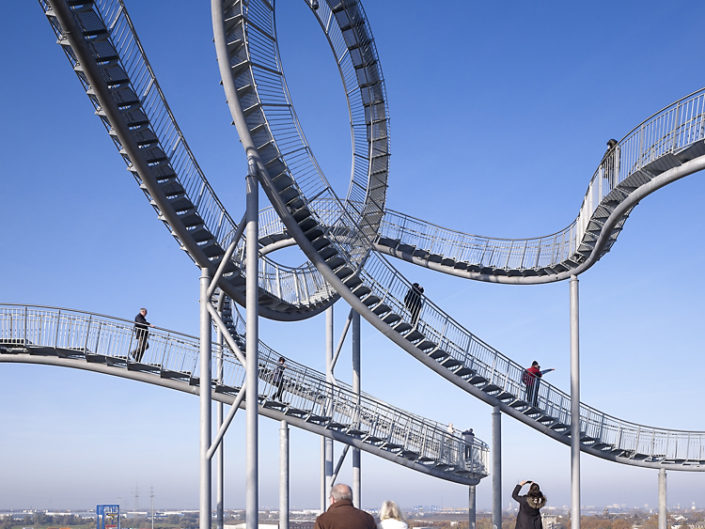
[324,306,334,505]
[492,406,501,529]
[245,166,260,529]
[352,311,361,508]
[468,485,476,529]
[658,469,667,529]
[199,268,212,529]
[570,275,581,529]
[280,420,290,529]
[216,326,224,529]
[320,437,326,512]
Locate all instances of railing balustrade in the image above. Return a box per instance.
[0,303,488,476]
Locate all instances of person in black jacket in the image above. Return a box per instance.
[403,283,424,326]
[130,307,154,362]
[271,357,286,401]
[512,481,546,529]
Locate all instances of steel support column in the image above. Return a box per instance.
[324,306,334,505]
[570,276,581,529]
[352,310,361,508]
[658,469,667,529]
[245,165,260,529]
[280,421,290,529]
[199,268,212,529]
[216,325,224,529]
[468,485,476,529]
[492,406,501,529]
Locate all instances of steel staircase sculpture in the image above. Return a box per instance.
[38,0,705,472]
[0,303,488,484]
[40,0,341,321]
[373,92,705,283]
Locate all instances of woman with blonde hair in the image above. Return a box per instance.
[378,500,408,529]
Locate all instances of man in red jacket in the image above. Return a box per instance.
[523,361,554,407]
[314,484,376,529]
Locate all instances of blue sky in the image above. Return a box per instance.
[2,0,705,513]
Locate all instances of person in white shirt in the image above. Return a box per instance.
[377,500,408,529]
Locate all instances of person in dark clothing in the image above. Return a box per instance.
[603,138,619,188]
[512,481,546,529]
[271,356,286,401]
[462,428,475,460]
[522,361,554,407]
[403,282,424,326]
[314,483,376,529]
[130,307,154,362]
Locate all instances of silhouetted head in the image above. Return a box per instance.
[528,482,542,497]
[531,361,539,367]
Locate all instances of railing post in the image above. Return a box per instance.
[613,145,620,188]
[84,316,92,352]
[54,310,61,349]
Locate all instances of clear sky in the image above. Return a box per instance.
[2,0,705,514]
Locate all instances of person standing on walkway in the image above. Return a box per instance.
[131,307,154,362]
[377,500,408,529]
[403,282,424,326]
[314,483,376,529]
[512,480,546,529]
[271,356,286,401]
[522,361,554,407]
[462,428,475,460]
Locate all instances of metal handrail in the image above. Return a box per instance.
[221,0,705,466]
[372,90,705,273]
[40,0,340,311]
[226,0,390,272]
[0,303,488,477]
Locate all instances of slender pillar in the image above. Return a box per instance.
[216,327,224,529]
[352,311,361,507]
[280,421,290,529]
[320,437,326,512]
[199,268,212,529]
[658,469,667,529]
[570,276,581,529]
[468,485,476,529]
[245,165,260,529]
[324,306,334,505]
[491,406,501,529]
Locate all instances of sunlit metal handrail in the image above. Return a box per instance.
[376,89,705,275]
[0,303,488,478]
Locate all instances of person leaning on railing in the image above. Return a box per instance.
[130,307,154,362]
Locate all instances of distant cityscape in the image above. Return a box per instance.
[2,504,705,529]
